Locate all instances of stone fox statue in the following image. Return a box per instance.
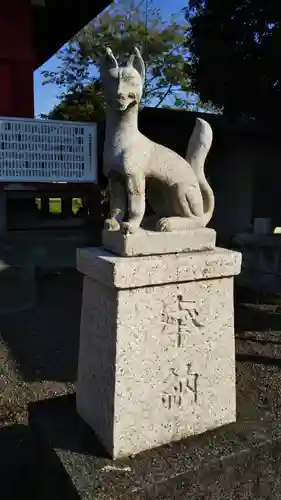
[101,47,214,234]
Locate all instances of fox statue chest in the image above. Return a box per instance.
[103,135,143,178]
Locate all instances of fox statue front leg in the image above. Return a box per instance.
[121,173,145,234]
[104,176,127,231]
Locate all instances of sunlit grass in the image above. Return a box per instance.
[35,198,83,215]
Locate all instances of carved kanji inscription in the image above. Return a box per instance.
[161,295,204,347]
[162,363,199,409]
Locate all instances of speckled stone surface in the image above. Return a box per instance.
[29,393,281,500]
[77,246,241,289]
[102,228,216,256]
[76,248,241,458]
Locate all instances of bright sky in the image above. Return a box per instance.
[34,0,188,117]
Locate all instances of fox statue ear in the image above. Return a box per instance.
[101,47,118,74]
[127,47,145,81]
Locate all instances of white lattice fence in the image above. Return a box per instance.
[0,117,97,182]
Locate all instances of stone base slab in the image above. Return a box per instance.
[29,394,281,500]
[76,247,241,459]
[77,247,241,289]
[102,227,216,256]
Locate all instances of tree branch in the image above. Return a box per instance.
[149,83,180,92]
[154,84,173,108]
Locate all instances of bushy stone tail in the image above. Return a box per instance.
[186,118,214,225]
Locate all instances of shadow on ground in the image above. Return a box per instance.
[29,394,108,457]
[0,424,34,500]
[235,285,281,333]
[0,270,83,383]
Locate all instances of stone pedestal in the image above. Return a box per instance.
[102,227,216,256]
[76,247,241,459]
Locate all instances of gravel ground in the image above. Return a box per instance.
[235,296,281,422]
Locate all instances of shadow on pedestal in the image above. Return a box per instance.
[28,393,281,499]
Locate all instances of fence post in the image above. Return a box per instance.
[0,189,7,233]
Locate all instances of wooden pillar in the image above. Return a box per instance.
[41,197,50,218]
[0,1,35,117]
[61,197,73,219]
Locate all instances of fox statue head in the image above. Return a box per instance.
[100,47,145,112]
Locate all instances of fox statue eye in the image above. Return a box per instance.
[128,93,135,99]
